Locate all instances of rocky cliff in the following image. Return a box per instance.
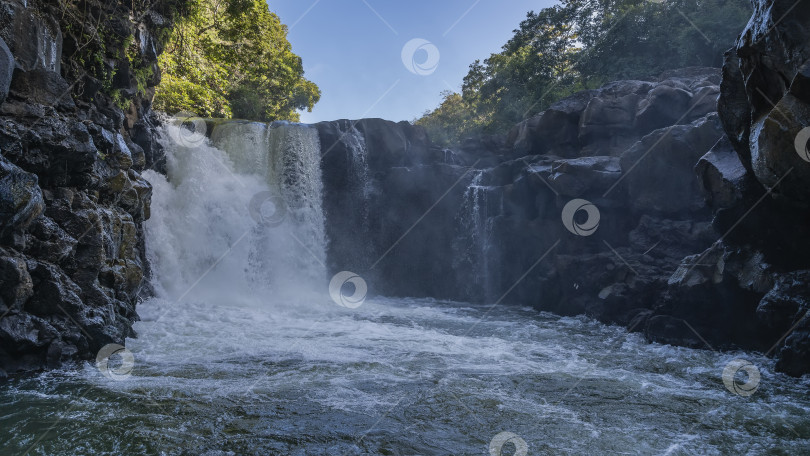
[0,0,180,377]
[1,0,806,379]
[318,68,727,323]
[319,16,809,377]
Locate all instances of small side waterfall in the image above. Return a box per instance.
[144,120,326,304]
[453,171,502,302]
[321,122,377,271]
[341,124,373,205]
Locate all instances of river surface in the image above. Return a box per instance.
[2,294,809,455]
[3,121,808,455]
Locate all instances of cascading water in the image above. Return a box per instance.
[453,171,502,302]
[211,121,327,291]
[2,121,809,455]
[143,120,326,302]
[339,123,374,205]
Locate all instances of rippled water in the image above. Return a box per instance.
[2,295,809,455]
[5,122,806,455]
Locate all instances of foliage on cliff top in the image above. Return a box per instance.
[153,0,320,122]
[417,0,750,146]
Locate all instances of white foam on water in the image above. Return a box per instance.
[5,120,806,455]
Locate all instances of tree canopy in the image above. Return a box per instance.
[417,0,751,145]
[153,0,320,122]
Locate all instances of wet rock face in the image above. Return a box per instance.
[720,0,810,204]
[705,0,810,375]
[0,0,177,376]
[321,71,726,319]
[316,119,467,299]
[0,37,12,104]
[506,68,720,160]
[0,156,45,235]
[321,54,807,375]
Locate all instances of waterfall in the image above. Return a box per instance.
[321,122,376,271]
[143,120,326,305]
[338,123,373,227]
[453,171,502,302]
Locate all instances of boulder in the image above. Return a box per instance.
[0,250,33,310]
[0,154,45,235]
[756,271,810,377]
[546,156,621,197]
[635,84,694,132]
[24,216,77,264]
[695,136,749,209]
[651,244,774,350]
[0,1,62,73]
[748,89,810,204]
[719,0,810,206]
[579,93,640,142]
[507,89,596,158]
[689,85,721,120]
[8,67,75,110]
[620,114,724,214]
[657,67,722,89]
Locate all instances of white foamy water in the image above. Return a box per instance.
[1,122,808,455]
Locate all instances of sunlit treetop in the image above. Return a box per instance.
[154,0,320,122]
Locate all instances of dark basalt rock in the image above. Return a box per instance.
[695,136,750,209]
[758,270,810,376]
[0,37,12,104]
[0,155,45,237]
[8,67,75,110]
[321,72,725,317]
[319,15,808,376]
[316,118,468,299]
[0,0,178,376]
[507,89,596,158]
[721,0,810,205]
[621,113,724,214]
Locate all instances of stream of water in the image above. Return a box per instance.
[1,122,808,455]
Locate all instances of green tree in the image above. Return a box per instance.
[153,0,320,121]
[417,0,750,146]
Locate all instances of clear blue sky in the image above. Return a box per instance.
[269,1,556,123]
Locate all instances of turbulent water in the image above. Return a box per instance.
[2,122,809,455]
